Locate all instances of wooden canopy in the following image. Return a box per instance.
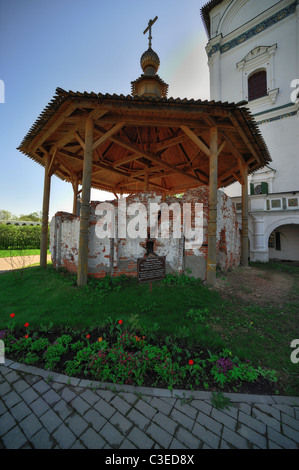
[18,87,271,195]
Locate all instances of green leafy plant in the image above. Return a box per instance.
[211,391,232,410]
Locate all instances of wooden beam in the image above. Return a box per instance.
[206,127,218,287]
[55,107,108,150]
[40,153,51,268]
[74,132,85,150]
[30,102,77,152]
[109,135,201,184]
[98,113,235,129]
[77,118,94,287]
[229,112,261,163]
[92,122,125,151]
[72,177,79,215]
[180,126,211,158]
[241,163,249,266]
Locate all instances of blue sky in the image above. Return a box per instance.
[0,0,209,219]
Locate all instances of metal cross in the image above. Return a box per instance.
[143,16,158,48]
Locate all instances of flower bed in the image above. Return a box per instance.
[1,314,279,394]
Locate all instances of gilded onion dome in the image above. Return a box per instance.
[140,47,160,76]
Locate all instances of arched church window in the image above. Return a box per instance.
[248,70,267,101]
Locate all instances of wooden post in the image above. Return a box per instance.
[72,178,79,215]
[206,127,218,286]
[77,118,94,286]
[40,153,51,267]
[144,168,149,191]
[241,163,249,266]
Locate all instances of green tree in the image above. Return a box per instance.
[0,210,17,220]
[18,212,42,222]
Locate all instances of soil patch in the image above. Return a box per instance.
[212,266,294,308]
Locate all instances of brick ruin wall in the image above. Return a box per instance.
[50,187,241,280]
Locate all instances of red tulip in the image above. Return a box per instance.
[118,320,123,325]
[86,334,90,339]
[10,313,15,318]
[24,323,29,328]
[25,335,28,339]
[189,359,194,365]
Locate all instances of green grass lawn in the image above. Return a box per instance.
[0,262,298,395]
[0,249,50,258]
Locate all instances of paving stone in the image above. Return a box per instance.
[2,390,22,408]
[254,403,281,420]
[20,387,39,405]
[52,423,77,449]
[121,392,138,406]
[146,422,173,448]
[236,403,251,415]
[267,427,297,449]
[252,407,281,432]
[268,440,283,449]
[80,389,101,406]
[238,410,266,435]
[153,411,178,435]
[127,408,150,431]
[150,397,174,416]
[100,421,125,448]
[220,404,239,420]
[60,386,77,403]
[237,423,267,449]
[9,401,31,422]
[175,426,201,449]
[51,382,65,393]
[43,389,61,406]
[174,400,198,420]
[84,408,107,432]
[80,427,106,449]
[272,404,295,418]
[169,437,188,449]
[127,427,154,449]
[191,400,212,416]
[170,408,194,432]
[110,411,133,435]
[110,395,132,416]
[135,399,157,420]
[119,438,137,449]
[0,399,7,416]
[70,396,91,415]
[281,411,299,432]
[94,398,116,419]
[222,427,250,449]
[65,413,89,437]
[282,423,299,443]
[40,409,63,434]
[193,422,220,449]
[96,389,115,402]
[18,414,43,439]
[0,381,12,396]
[53,399,74,420]
[1,425,28,449]
[70,439,87,449]
[4,370,22,384]
[32,379,51,395]
[211,408,236,431]
[196,411,223,436]
[13,379,30,394]
[30,428,55,449]
[0,411,16,436]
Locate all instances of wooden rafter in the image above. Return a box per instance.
[180,126,211,158]
[92,122,125,151]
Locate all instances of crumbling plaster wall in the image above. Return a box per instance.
[50,187,241,280]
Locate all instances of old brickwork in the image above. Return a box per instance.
[50,187,241,280]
